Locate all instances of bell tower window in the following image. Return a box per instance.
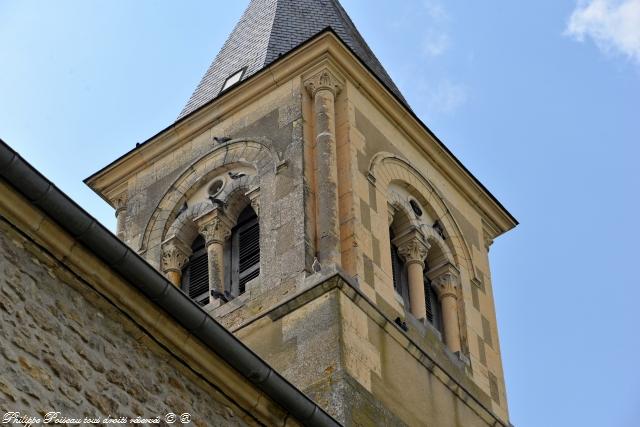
[390,228,410,306]
[423,268,443,332]
[230,206,260,296]
[181,235,209,306]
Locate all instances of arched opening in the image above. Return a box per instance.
[424,240,452,333]
[388,205,414,309]
[423,264,443,332]
[181,235,209,306]
[389,227,409,306]
[228,205,260,296]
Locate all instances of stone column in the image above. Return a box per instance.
[304,68,343,267]
[114,194,127,241]
[198,210,232,300]
[161,239,190,287]
[431,266,462,353]
[395,229,430,320]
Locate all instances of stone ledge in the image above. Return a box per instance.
[231,267,509,427]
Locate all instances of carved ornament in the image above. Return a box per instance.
[199,217,232,246]
[433,272,460,300]
[161,242,190,273]
[396,234,430,266]
[304,69,343,97]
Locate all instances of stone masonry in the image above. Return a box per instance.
[0,217,254,426]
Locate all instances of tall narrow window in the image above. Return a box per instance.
[389,228,410,307]
[423,269,443,332]
[181,235,209,306]
[231,206,260,295]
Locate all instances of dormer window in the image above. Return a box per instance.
[221,68,245,92]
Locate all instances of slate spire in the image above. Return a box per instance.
[178,0,408,119]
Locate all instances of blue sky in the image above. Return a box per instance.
[1,1,639,425]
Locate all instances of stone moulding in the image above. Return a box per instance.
[231,268,509,427]
[0,146,339,426]
[369,151,478,285]
[85,32,516,239]
[138,139,276,255]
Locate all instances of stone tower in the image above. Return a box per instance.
[86,1,518,425]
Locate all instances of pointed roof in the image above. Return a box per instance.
[178,0,409,119]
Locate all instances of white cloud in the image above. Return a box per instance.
[566,0,640,63]
[434,80,467,114]
[416,0,451,58]
[423,0,449,21]
[421,80,467,116]
[422,31,450,57]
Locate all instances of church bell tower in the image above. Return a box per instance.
[86,1,518,425]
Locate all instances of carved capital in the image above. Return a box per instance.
[432,272,459,300]
[199,217,232,246]
[304,69,343,97]
[395,230,429,266]
[161,241,190,273]
[113,193,128,217]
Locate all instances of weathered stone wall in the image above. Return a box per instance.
[120,81,311,331]
[0,218,255,426]
[235,274,505,427]
[334,80,509,419]
[94,52,510,422]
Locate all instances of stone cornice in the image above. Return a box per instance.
[85,31,517,236]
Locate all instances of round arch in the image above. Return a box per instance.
[369,152,477,283]
[139,139,277,262]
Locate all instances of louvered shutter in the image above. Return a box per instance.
[423,271,442,332]
[424,277,434,324]
[231,208,260,295]
[182,235,210,306]
[188,251,209,305]
[391,245,402,293]
[390,241,411,308]
[238,220,260,293]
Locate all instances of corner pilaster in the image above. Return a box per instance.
[304,67,344,268]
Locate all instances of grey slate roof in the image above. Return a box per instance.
[178,0,409,119]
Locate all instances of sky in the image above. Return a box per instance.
[1,1,639,425]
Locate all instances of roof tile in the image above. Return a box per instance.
[178,0,409,119]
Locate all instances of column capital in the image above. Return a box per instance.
[428,263,460,300]
[113,193,128,216]
[304,68,343,97]
[161,239,190,274]
[197,209,233,246]
[394,228,430,267]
